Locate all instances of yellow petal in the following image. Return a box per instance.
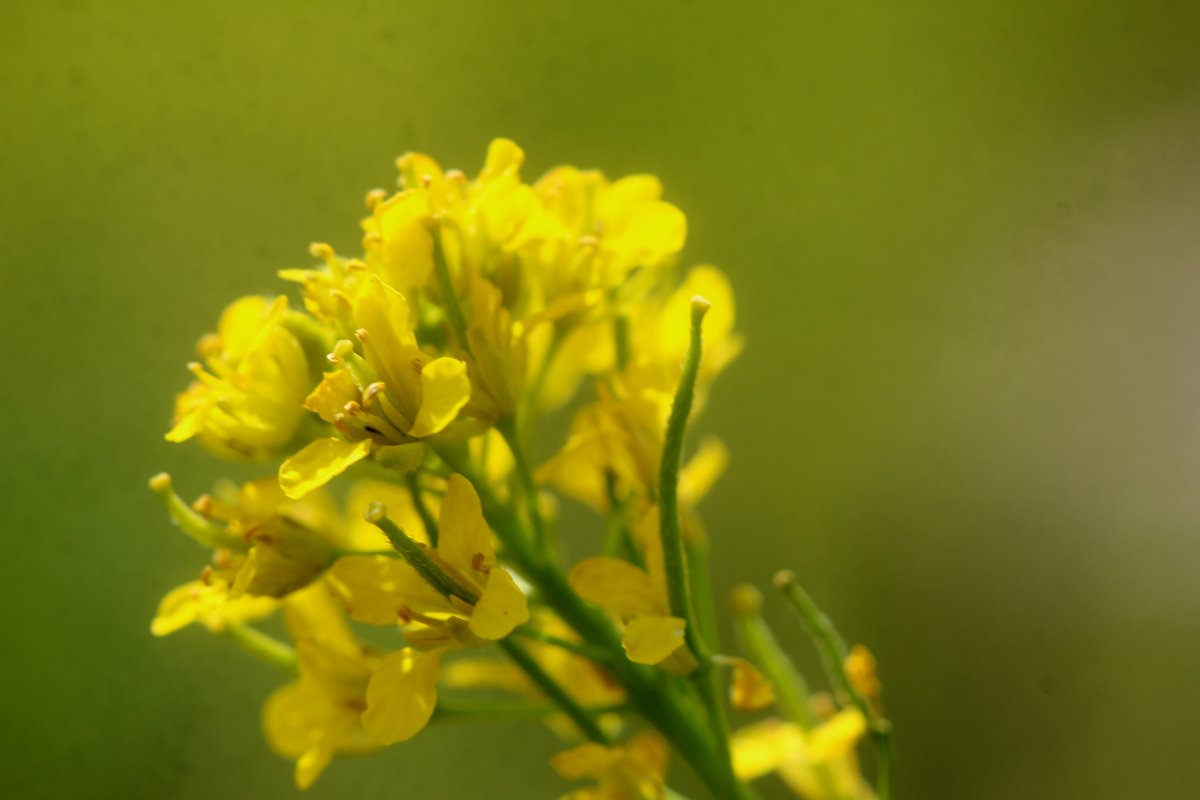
[361,648,443,745]
[807,707,867,764]
[622,614,686,665]
[480,138,524,181]
[407,357,471,438]
[342,478,435,550]
[658,265,736,356]
[731,719,807,781]
[325,555,454,625]
[606,201,686,268]
[551,743,620,780]
[468,567,530,639]
[372,190,433,288]
[279,438,372,499]
[304,370,360,424]
[282,581,359,656]
[679,437,729,508]
[568,557,661,620]
[729,657,776,711]
[436,474,493,577]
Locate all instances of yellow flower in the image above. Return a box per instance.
[551,731,670,800]
[844,645,882,712]
[568,507,690,669]
[166,295,312,460]
[150,574,276,637]
[731,710,874,800]
[332,475,530,745]
[278,275,471,499]
[262,583,383,789]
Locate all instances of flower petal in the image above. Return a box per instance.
[568,557,661,620]
[622,614,686,665]
[408,357,471,438]
[436,474,493,577]
[468,567,530,640]
[325,555,454,625]
[279,438,372,499]
[361,647,443,745]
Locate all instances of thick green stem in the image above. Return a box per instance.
[775,571,893,800]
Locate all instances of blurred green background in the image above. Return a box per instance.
[3,1,1199,797]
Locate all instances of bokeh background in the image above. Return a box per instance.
[3,2,1199,797]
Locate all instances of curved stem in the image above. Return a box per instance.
[775,571,893,800]
[657,299,738,795]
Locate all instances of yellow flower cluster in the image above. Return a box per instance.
[151,140,887,799]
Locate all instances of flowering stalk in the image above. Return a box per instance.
[149,140,890,799]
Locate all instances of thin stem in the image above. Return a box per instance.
[497,416,549,553]
[497,638,611,744]
[433,697,628,722]
[775,571,893,800]
[219,621,298,676]
[405,471,440,546]
[513,624,615,665]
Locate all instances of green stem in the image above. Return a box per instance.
[497,416,549,552]
[497,638,611,744]
[220,621,298,675]
[657,299,738,795]
[613,311,631,370]
[775,571,893,800]
[433,697,628,722]
[729,586,845,800]
[513,624,614,665]
[405,471,440,547]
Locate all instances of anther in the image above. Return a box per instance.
[309,242,335,260]
[191,494,214,518]
[364,188,387,210]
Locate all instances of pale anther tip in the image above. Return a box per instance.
[148,472,172,493]
[772,569,797,589]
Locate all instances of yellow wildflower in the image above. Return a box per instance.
[568,507,689,668]
[552,731,670,800]
[166,295,312,460]
[262,583,383,789]
[278,275,471,499]
[731,710,874,800]
[150,574,276,637]
[335,475,530,744]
